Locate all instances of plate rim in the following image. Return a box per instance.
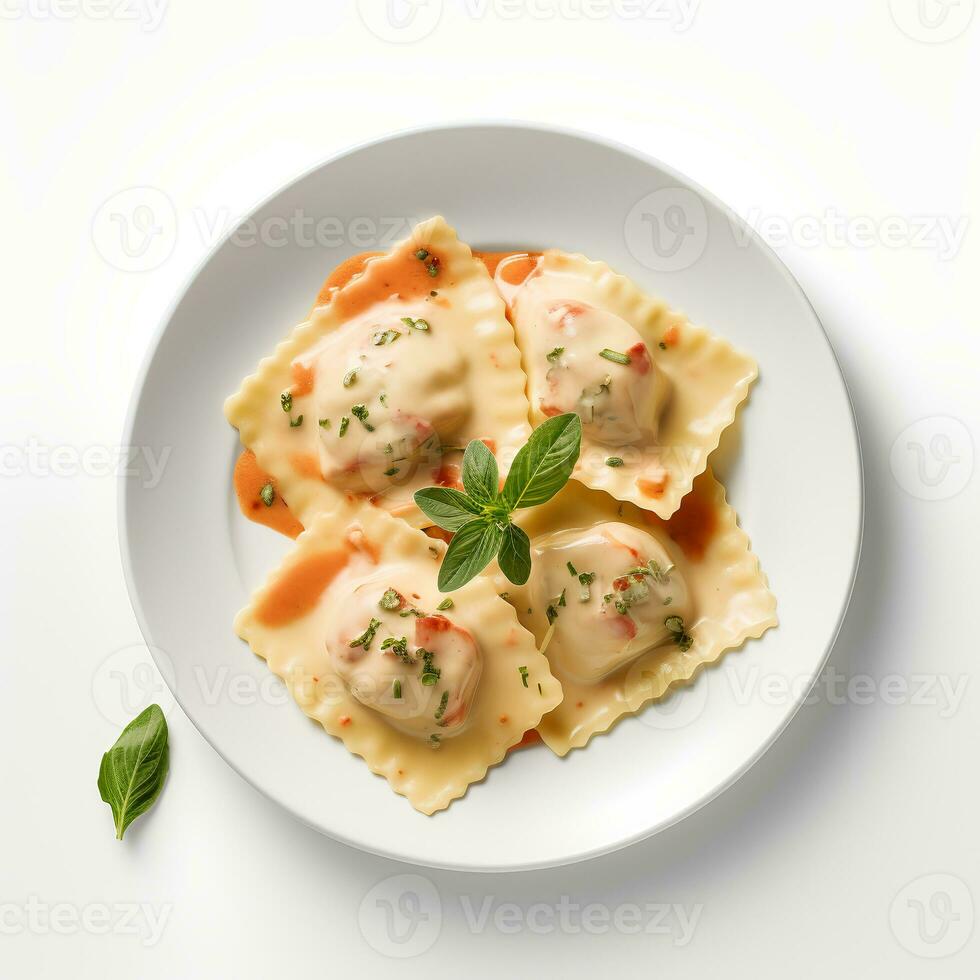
[118,119,865,872]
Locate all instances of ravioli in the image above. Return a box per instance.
[225,217,532,529]
[495,470,777,755]
[504,251,757,519]
[234,499,562,814]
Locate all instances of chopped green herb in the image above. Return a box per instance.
[401,316,430,332]
[338,416,350,437]
[379,392,388,407]
[578,571,596,601]
[392,679,402,700]
[383,467,399,477]
[349,618,381,651]
[606,457,625,467]
[343,368,358,387]
[659,341,667,350]
[289,414,304,427]
[379,588,402,611]
[381,635,415,664]
[429,734,441,747]
[426,262,439,278]
[546,346,565,362]
[351,404,374,431]
[566,561,578,577]
[383,443,393,454]
[415,248,429,261]
[399,607,426,618]
[434,690,449,722]
[545,588,567,625]
[518,666,529,688]
[436,597,454,611]
[419,648,441,685]
[664,615,693,651]
[280,392,293,413]
[259,483,275,507]
[372,328,401,346]
[318,418,331,428]
[599,348,631,366]
[663,596,673,605]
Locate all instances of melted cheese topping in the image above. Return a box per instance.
[225,217,531,529]
[530,302,669,446]
[496,471,777,756]
[234,500,563,814]
[525,523,693,684]
[510,250,758,519]
[300,303,471,495]
[326,571,482,739]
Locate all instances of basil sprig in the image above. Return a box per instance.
[97,704,170,840]
[415,413,582,591]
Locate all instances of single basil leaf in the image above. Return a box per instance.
[502,413,582,511]
[98,704,169,841]
[414,486,484,531]
[438,518,504,591]
[461,438,499,505]
[498,523,531,586]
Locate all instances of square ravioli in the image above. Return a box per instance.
[503,250,758,519]
[493,470,777,756]
[234,499,562,814]
[225,216,532,530]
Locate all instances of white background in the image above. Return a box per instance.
[2,0,978,976]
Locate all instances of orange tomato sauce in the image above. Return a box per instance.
[233,449,304,539]
[254,549,350,626]
[642,472,718,561]
[233,249,538,538]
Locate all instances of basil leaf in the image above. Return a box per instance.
[501,413,582,510]
[438,518,504,591]
[498,523,531,586]
[461,438,499,505]
[414,487,484,531]
[97,704,169,841]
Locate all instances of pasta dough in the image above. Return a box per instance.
[234,499,563,813]
[495,471,777,755]
[225,216,531,530]
[506,250,757,519]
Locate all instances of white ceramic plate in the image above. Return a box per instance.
[120,123,862,872]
